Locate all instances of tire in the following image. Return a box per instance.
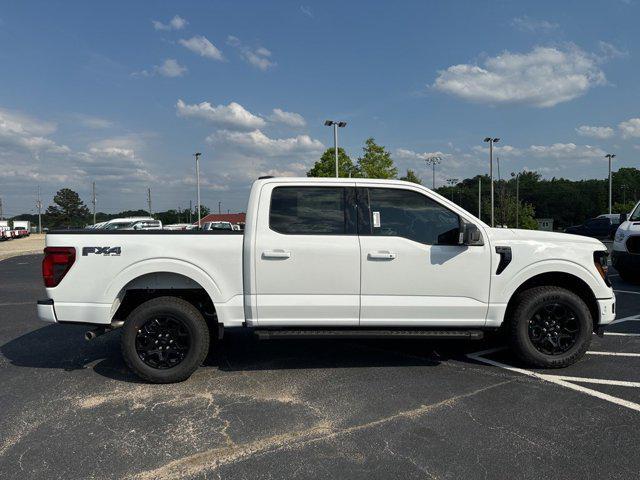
[509,286,592,368]
[121,296,210,383]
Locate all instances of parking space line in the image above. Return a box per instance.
[614,289,640,295]
[587,351,640,357]
[467,350,640,412]
[609,314,640,325]
[545,375,640,388]
[605,332,640,337]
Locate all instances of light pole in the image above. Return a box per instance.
[446,178,458,201]
[511,172,520,228]
[324,120,347,178]
[605,154,615,214]
[194,152,202,226]
[37,186,42,233]
[425,156,442,190]
[478,177,481,220]
[91,181,96,226]
[484,137,500,227]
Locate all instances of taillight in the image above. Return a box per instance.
[42,247,76,288]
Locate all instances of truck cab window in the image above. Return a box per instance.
[364,188,460,245]
[270,186,354,235]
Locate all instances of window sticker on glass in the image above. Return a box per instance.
[372,211,381,228]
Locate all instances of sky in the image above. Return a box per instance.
[0,0,639,216]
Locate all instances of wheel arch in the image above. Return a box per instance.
[503,271,600,331]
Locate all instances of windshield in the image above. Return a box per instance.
[630,203,640,222]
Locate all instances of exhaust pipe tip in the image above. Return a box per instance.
[85,330,98,341]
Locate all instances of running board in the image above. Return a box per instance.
[254,329,484,340]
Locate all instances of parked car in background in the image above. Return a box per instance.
[612,201,640,282]
[201,221,233,231]
[163,223,191,230]
[95,217,163,231]
[565,216,622,239]
[12,220,31,235]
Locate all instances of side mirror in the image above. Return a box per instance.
[459,222,484,246]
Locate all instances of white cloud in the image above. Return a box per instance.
[471,144,523,157]
[432,46,606,107]
[511,16,559,33]
[300,6,313,17]
[528,143,606,161]
[226,35,276,70]
[74,114,114,129]
[132,58,187,78]
[179,36,224,61]
[176,99,265,130]
[619,118,640,138]
[0,108,69,156]
[208,129,323,156]
[157,58,187,77]
[152,15,187,31]
[598,41,628,60]
[575,125,614,139]
[268,108,306,127]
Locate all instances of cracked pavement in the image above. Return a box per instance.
[1,254,639,479]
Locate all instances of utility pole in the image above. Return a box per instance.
[91,181,96,226]
[218,201,221,214]
[194,152,202,226]
[37,186,43,233]
[605,154,615,214]
[0,197,3,220]
[425,156,442,190]
[446,178,458,201]
[478,177,481,220]
[511,172,520,229]
[189,200,192,224]
[147,187,152,216]
[324,120,347,177]
[484,137,500,227]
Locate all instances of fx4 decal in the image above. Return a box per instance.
[82,246,122,256]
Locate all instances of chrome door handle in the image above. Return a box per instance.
[368,251,396,260]
[262,250,291,259]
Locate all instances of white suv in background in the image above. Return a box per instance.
[612,201,640,282]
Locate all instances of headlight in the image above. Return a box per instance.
[615,230,625,242]
[593,250,611,286]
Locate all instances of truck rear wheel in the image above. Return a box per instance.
[509,286,592,368]
[121,296,210,383]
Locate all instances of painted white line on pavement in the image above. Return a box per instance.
[467,350,640,412]
[587,351,640,357]
[546,375,640,388]
[614,289,640,295]
[609,314,640,325]
[605,332,640,337]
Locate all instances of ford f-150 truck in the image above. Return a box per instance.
[37,177,615,383]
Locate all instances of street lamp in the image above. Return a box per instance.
[446,178,458,201]
[324,120,347,178]
[511,172,520,229]
[605,153,616,214]
[425,156,442,190]
[484,137,500,227]
[194,152,202,227]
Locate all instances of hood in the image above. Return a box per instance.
[486,227,605,248]
[618,220,640,234]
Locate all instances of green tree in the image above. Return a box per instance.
[400,169,422,184]
[307,148,356,178]
[45,188,90,227]
[356,138,397,179]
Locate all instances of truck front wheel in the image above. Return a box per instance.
[121,296,210,383]
[509,286,592,368]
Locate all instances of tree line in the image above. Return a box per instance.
[10,138,640,230]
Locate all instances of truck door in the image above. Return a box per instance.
[357,185,491,326]
[254,183,360,325]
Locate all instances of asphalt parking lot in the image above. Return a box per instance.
[1,254,640,479]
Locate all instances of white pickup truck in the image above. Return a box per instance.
[38,177,615,383]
